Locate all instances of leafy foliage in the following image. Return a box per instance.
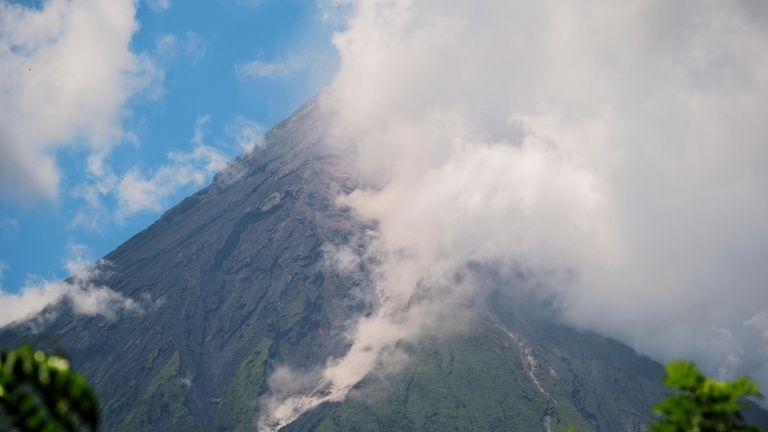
[0,346,99,431]
[650,361,763,432]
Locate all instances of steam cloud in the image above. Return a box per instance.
[260,0,768,427]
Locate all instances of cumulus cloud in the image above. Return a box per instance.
[262,0,768,424]
[0,246,139,328]
[0,0,162,202]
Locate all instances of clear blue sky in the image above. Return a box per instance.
[0,0,338,291]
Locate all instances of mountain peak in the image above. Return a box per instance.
[2,97,766,432]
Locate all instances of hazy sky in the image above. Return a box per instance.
[0,0,337,292]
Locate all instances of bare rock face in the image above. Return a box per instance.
[1,99,766,432]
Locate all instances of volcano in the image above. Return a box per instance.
[1,99,765,432]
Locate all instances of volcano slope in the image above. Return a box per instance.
[1,100,765,432]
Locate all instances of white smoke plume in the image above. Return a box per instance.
[260,0,768,426]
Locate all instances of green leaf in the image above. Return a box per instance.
[650,360,762,432]
[0,345,100,431]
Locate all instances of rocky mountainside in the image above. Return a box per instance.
[1,99,766,432]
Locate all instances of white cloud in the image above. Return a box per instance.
[70,115,242,228]
[322,243,361,274]
[262,0,768,424]
[154,31,206,66]
[236,57,307,79]
[115,115,229,220]
[64,243,95,276]
[0,248,139,329]
[155,33,178,59]
[145,0,170,12]
[0,0,162,202]
[69,169,119,230]
[226,116,265,153]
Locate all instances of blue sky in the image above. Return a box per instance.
[0,0,338,292]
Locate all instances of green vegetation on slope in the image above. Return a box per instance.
[116,351,198,432]
[216,338,273,432]
[315,325,593,432]
[3,344,764,432]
